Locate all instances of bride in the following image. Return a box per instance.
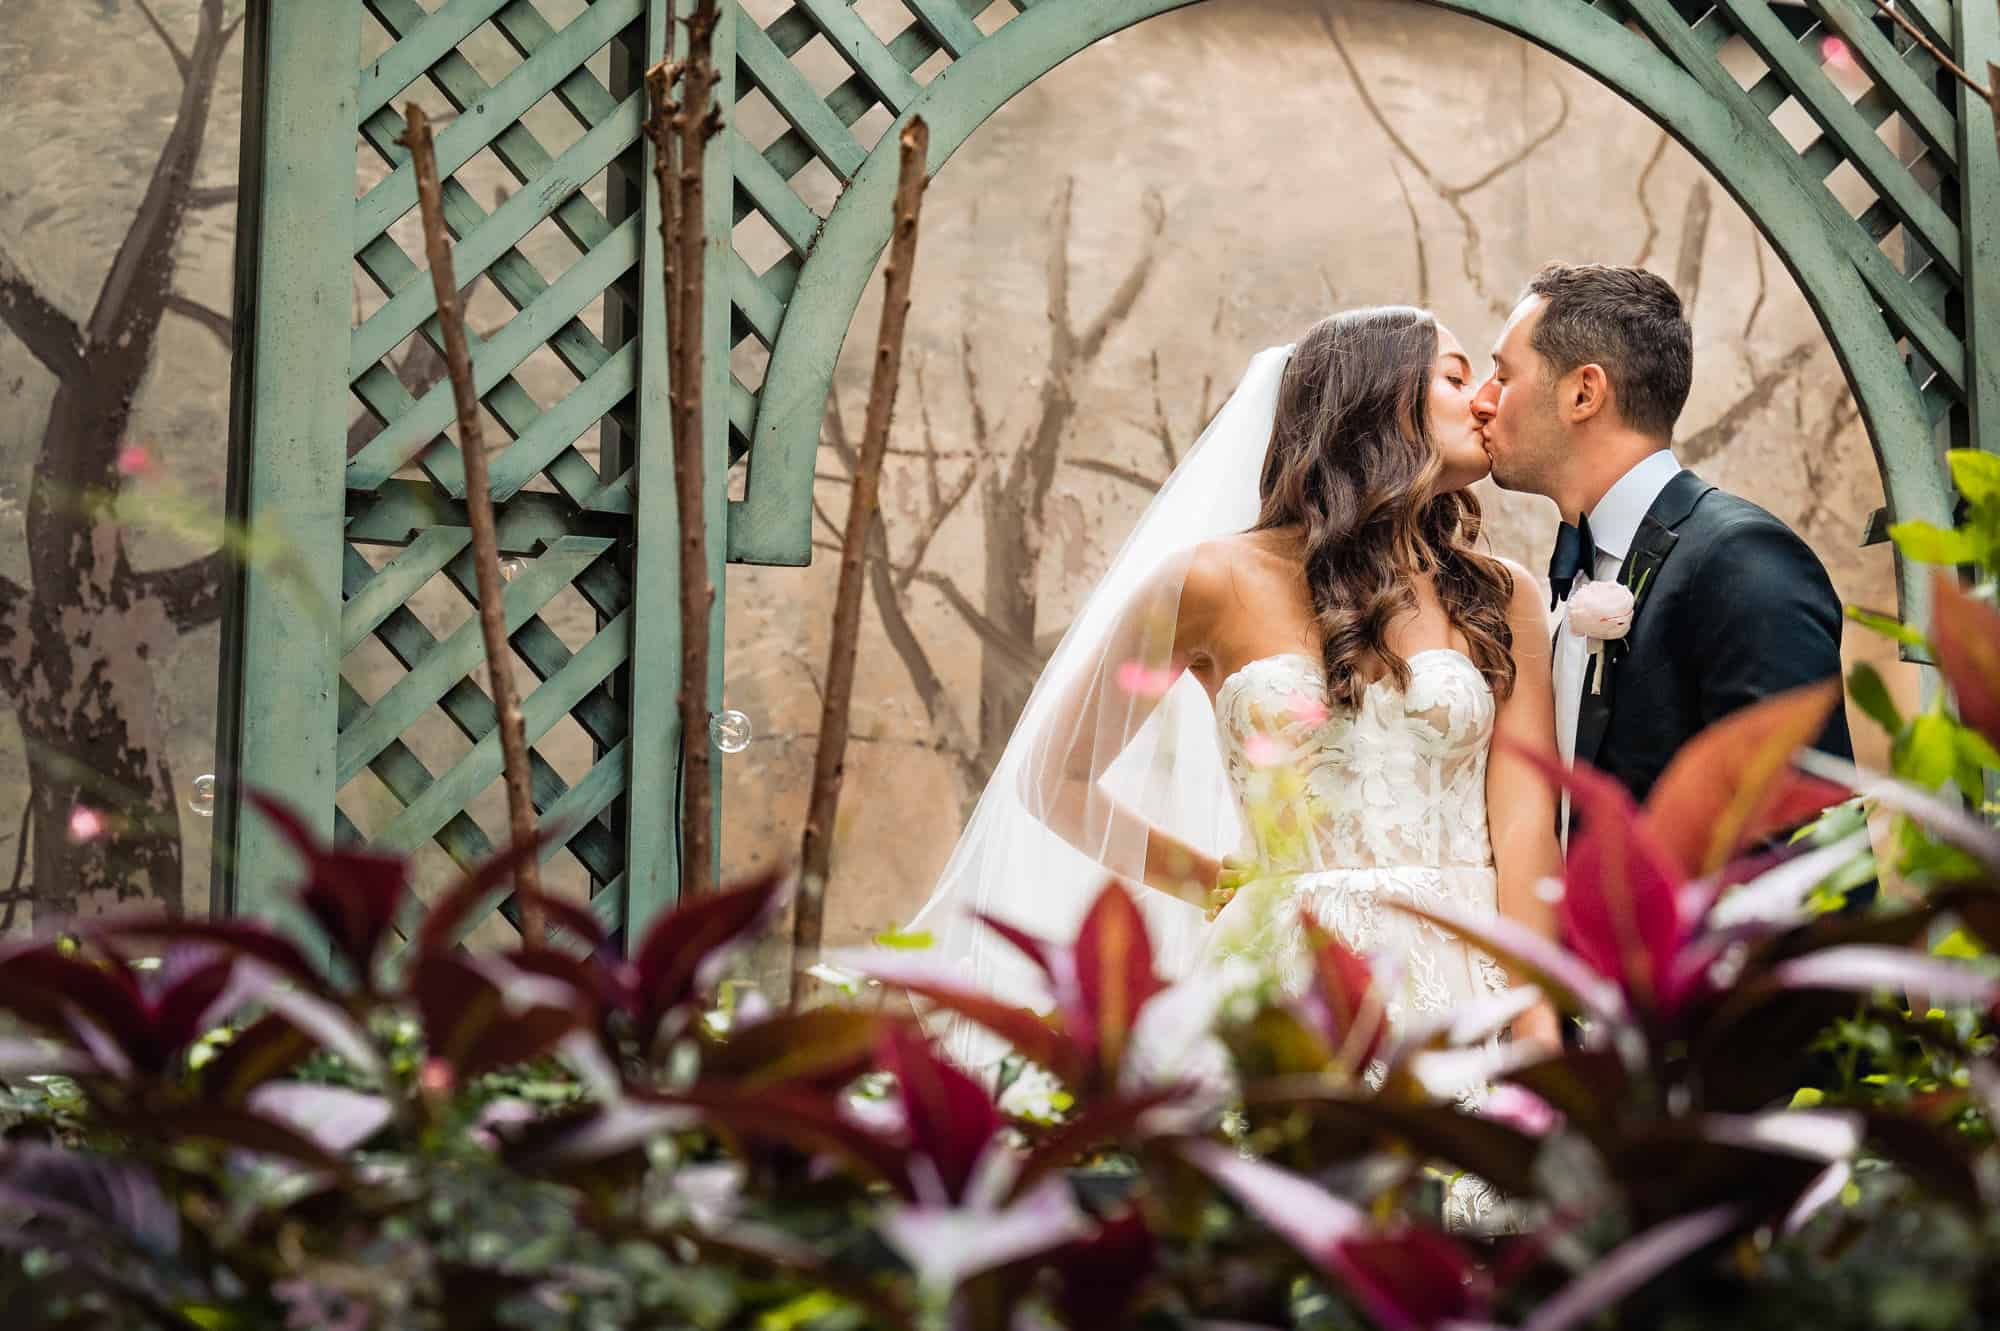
[904,307,1564,1064]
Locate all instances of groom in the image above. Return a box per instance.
[1473,262,1852,841]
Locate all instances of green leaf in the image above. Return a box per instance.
[1846,604,1927,648]
[1948,449,2000,506]
[1894,709,1959,790]
[1931,928,1987,961]
[1888,520,1987,566]
[872,929,935,950]
[1846,662,1904,737]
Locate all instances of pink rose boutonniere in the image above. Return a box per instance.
[1568,579,1635,693]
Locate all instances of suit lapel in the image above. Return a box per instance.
[1572,469,1711,773]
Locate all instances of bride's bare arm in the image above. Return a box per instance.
[1487,560,1564,1047]
[1023,552,1226,909]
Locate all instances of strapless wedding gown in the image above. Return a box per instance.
[1201,648,1515,1229]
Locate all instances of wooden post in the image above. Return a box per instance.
[794,118,932,981]
[399,104,547,948]
[646,0,724,901]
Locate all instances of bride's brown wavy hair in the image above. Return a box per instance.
[1254,306,1517,709]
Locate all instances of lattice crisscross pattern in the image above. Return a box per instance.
[338,0,664,944]
[722,0,995,468]
[1605,0,1978,445]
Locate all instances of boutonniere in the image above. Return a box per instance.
[1569,579,1636,694]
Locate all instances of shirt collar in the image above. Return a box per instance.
[1587,449,1682,563]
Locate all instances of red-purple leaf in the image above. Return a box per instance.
[663,1082,912,1189]
[143,955,239,1072]
[1386,899,1626,1026]
[1768,946,2000,1006]
[842,952,1088,1087]
[1011,1084,1190,1200]
[879,1024,1001,1205]
[113,1104,345,1174]
[201,1012,316,1103]
[414,826,565,955]
[1299,909,1389,1073]
[1074,881,1171,1079]
[98,918,326,993]
[629,869,786,1046]
[1643,682,1845,879]
[1521,1204,1744,1331]
[248,791,411,980]
[248,1082,393,1153]
[1329,1226,1486,1331]
[700,1008,883,1091]
[877,1172,1094,1292]
[1499,743,1690,1010]
[1929,573,2000,751]
[1047,1210,1157,1328]
[0,946,150,1062]
[1181,1139,1368,1271]
[411,953,580,1082]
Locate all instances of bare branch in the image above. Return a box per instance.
[1066,455,1164,493]
[1075,190,1165,366]
[1631,132,1671,268]
[1674,181,1714,317]
[189,185,238,211]
[1321,12,1569,315]
[402,102,546,941]
[0,244,87,380]
[221,6,247,44]
[1742,227,1770,344]
[1448,78,1571,199]
[1868,0,1992,98]
[127,549,228,632]
[134,0,193,80]
[1679,340,1816,465]
[1389,162,1430,308]
[165,294,231,351]
[911,570,1045,686]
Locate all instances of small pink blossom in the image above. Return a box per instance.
[115,444,153,477]
[67,805,105,843]
[1114,659,1177,698]
[1479,1082,1561,1137]
[418,1056,455,1097]
[1567,580,1636,640]
[1243,733,1287,767]
[1287,690,1330,726]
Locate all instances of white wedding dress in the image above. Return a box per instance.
[1199,647,1517,1232]
[1202,647,1512,1021]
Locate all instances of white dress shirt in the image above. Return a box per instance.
[1554,449,1683,844]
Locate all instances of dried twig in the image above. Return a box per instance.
[795,118,931,977]
[1868,0,1992,99]
[646,0,725,901]
[399,104,547,948]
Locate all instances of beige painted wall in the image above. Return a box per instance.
[0,0,1914,945]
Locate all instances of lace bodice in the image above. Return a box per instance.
[1214,649,1495,873]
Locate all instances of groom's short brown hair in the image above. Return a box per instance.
[1520,263,1693,438]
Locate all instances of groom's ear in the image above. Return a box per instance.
[1564,363,1611,426]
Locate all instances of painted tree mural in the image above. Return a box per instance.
[0,0,243,928]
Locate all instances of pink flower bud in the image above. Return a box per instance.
[115,444,152,477]
[1115,660,1176,698]
[1243,733,1286,767]
[1287,690,1330,726]
[67,805,105,843]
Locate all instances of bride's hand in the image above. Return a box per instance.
[1513,1000,1564,1054]
[1205,855,1255,922]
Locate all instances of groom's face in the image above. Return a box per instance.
[1472,297,1566,498]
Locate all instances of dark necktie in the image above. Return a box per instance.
[1547,512,1594,608]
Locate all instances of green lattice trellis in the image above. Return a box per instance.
[218,0,2000,952]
